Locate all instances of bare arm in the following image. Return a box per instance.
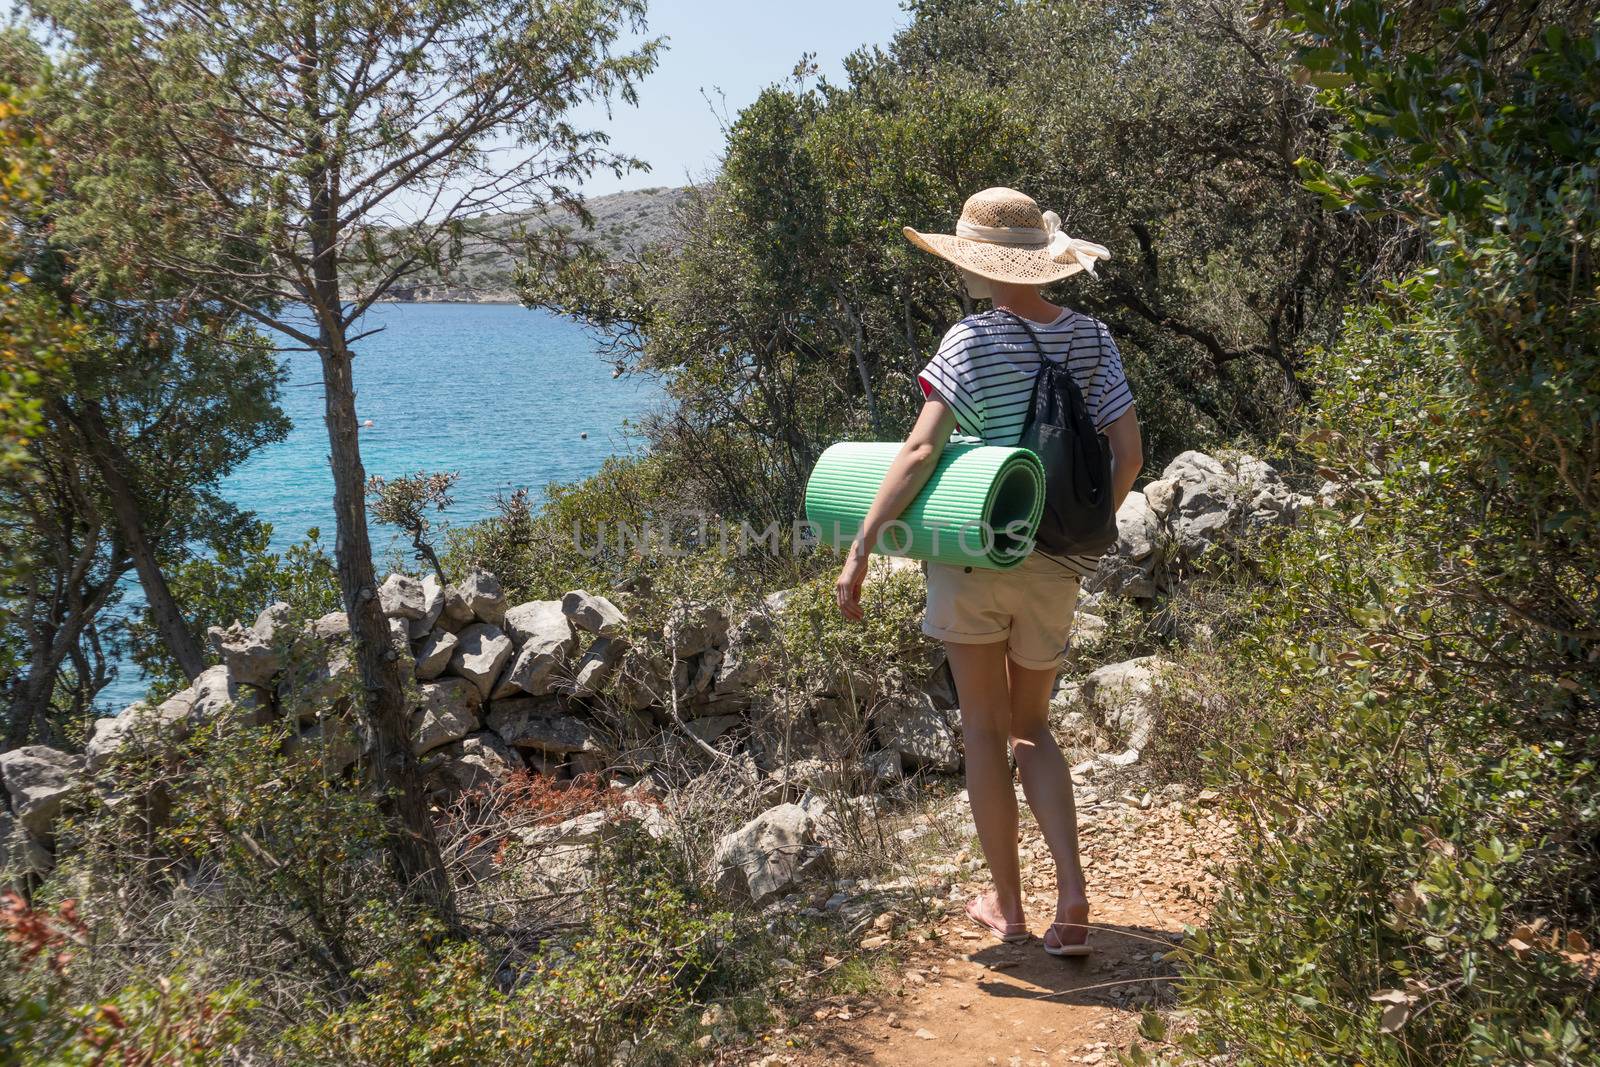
[1103,405,1143,510]
[835,396,959,621]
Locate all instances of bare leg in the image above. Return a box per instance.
[945,639,1025,935]
[1007,658,1090,946]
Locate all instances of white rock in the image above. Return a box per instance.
[378,573,427,620]
[573,636,627,695]
[447,623,515,700]
[486,696,605,755]
[1142,477,1178,517]
[498,601,576,696]
[283,716,369,775]
[560,589,627,637]
[684,713,743,745]
[414,630,459,681]
[409,574,446,639]
[664,602,729,659]
[427,731,519,798]
[190,664,269,726]
[0,746,83,840]
[312,610,350,642]
[206,621,282,688]
[712,803,826,904]
[410,677,481,755]
[455,568,506,626]
[1080,656,1173,753]
[85,690,201,773]
[873,696,962,773]
[1,812,54,878]
[436,582,475,633]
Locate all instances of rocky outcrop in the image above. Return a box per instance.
[712,802,827,903]
[411,678,481,755]
[0,747,83,841]
[1089,450,1308,598]
[447,623,514,700]
[561,590,626,637]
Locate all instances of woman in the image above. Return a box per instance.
[834,188,1142,956]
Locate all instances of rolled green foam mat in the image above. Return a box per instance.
[804,441,1045,569]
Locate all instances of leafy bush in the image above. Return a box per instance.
[1,892,250,1064]
[1150,4,1600,1060]
[278,830,731,1067]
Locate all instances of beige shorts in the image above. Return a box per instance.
[922,552,1082,670]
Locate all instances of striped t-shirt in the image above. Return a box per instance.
[917,307,1134,578]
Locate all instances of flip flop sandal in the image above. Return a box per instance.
[966,896,1030,944]
[1043,922,1093,957]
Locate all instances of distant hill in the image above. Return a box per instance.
[380,185,691,303]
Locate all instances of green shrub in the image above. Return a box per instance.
[278,830,732,1067]
[1,892,251,1064]
[1144,4,1600,1061]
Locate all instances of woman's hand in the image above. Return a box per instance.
[835,544,870,622]
[832,394,958,623]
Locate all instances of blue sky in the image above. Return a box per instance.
[576,0,910,196]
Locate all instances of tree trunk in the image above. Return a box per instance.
[315,329,455,920]
[302,120,454,917]
[66,399,208,681]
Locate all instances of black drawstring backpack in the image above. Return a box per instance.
[1000,309,1119,557]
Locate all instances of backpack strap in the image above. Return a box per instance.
[994,308,1052,440]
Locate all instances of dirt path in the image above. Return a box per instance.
[748,796,1234,1067]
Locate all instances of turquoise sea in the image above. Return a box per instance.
[98,302,660,711]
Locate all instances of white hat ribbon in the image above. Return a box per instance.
[953,209,1112,275]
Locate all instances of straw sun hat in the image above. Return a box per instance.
[903,187,1110,285]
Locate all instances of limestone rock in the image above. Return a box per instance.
[283,716,368,775]
[410,677,481,756]
[1,813,54,880]
[312,610,351,642]
[1087,491,1163,598]
[447,623,514,700]
[190,664,269,727]
[873,696,962,773]
[455,568,506,626]
[511,801,667,891]
[684,713,743,746]
[486,696,604,755]
[1080,656,1173,753]
[387,617,415,674]
[409,573,445,639]
[498,601,576,696]
[378,572,427,620]
[1070,612,1108,654]
[206,621,282,689]
[573,636,627,695]
[560,589,626,637]
[277,648,355,722]
[712,803,826,904]
[427,731,519,798]
[414,630,459,681]
[613,649,669,711]
[436,583,475,633]
[0,746,83,840]
[1142,476,1178,518]
[664,602,729,659]
[85,690,201,773]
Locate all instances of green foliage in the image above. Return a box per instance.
[278,831,729,1067]
[777,561,932,686]
[1153,4,1600,1061]
[444,452,814,634]
[528,0,1383,526]
[128,525,340,701]
[1,893,251,1064]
